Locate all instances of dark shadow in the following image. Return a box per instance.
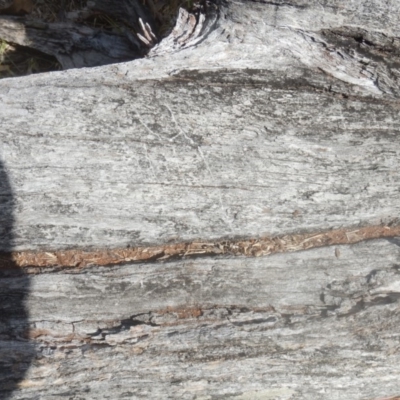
[0,0,208,78]
[0,0,158,78]
[386,237,400,248]
[0,158,34,399]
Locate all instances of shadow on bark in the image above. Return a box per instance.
[0,159,34,399]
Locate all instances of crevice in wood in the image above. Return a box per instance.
[2,223,399,271]
[25,268,400,344]
[245,0,307,9]
[0,0,217,75]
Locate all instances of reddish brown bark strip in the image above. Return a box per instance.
[1,223,399,271]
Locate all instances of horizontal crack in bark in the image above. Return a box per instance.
[1,223,400,271]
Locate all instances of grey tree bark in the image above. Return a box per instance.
[1,0,400,399]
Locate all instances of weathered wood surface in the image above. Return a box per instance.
[2,239,400,399]
[1,0,400,399]
[3,65,400,250]
[1,1,400,250]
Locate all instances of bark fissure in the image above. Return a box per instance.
[2,223,400,270]
[25,278,400,346]
[245,0,307,9]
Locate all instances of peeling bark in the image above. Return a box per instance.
[1,0,400,399]
[3,224,400,269]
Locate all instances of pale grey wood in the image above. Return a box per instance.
[1,0,400,251]
[1,1,400,399]
[2,239,400,399]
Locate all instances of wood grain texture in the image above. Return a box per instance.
[1,0,400,250]
[2,239,400,399]
[1,68,400,250]
[1,0,400,399]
